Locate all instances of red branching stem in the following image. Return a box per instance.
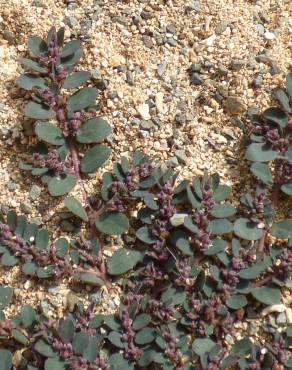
[258,158,282,253]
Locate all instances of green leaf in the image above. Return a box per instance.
[60,40,82,58]
[67,87,98,114]
[36,229,49,250]
[250,162,273,185]
[245,143,278,162]
[20,57,47,73]
[35,122,65,145]
[21,305,36,327]
[22,262,38,275]
[231,338,253,357]
[161,287,186,305]
[73,332,90,354]
[57,27,65,47]
[192,338,216,356]
[109,353,134,370]
[36,265,54,278]
[108,331,127,348]
[204,239,227,256]
[64,196,88,222]
[25,102,56,120]
[211,204,236,218]
[136,226,156,244]
[186,185,200,209]
[107,248,143,275]
[135,327,156,345]
[263,107,288,128]
[226,295,248,309]
[73,272,103,287]
[138,350,159,367]
[238,263,267,279]
[1,253,18,267]
[234,218,262,240]
[287,72,292,97]
[59,318,75,343]
[16,74,46,90]
[55,238,69,258]
[252,287,281,305]
[28,36,47,56]
[45,358,66,370]
[209,219,233,234]
[63,71,91,89]
[48,173,77,196]
[274,88,291,113]
[81,144,111,173]
[76,117,111,143]
[83,336,98,362]
[12,329,29,345]
[170,230,193,256]
[35,339,56,357]
[95,212,129,235]
[0,286,13,310]
[0,350,12,370]
[281,182,292,195]
[133,313,151,331]
[213,185,231,202]
[271,220,292,239]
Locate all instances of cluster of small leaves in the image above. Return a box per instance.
[0,211,105,287]
[1,27,292,369]
[17,27,112,197]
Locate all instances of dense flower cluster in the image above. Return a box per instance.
[33,150,68,173]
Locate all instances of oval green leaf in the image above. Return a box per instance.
[76,117,112,143]
[35,122,65,145]
[80,144,111,173]
[95,212,129,235]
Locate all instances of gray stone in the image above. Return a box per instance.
[213,91,224,104]
[217,64,228,76]
[131,118,141,125]
[175,149,188,164]
[141,10,154,20]
[225,96,245,115]
[21,202,32,214]
[230,59,245,71]
[126,71,134,85]
[7,181,18,192]
[247,106,260,117]
[276,312,287,325]
[3,31,16,45]
[166,38,178,47]
[256,24,265,35]
[166,24,176,34]
[107,91,118,100]
[140,120,155,130]
[190,63,202,72]
[175,112,187,124]
[157,60,167,77]
[185,1,200,13]
[215,20,228,35]
[64,16,78,28]
[132,15,143,27]
[270,63,281,75]
[48,285,62,295]
[167,156,179,167]
[91,69,102,79]
[255,54,273,64]
[190,72,204,85]
[142,35,154,48]
[253,74,263,87]
[113,16,128,26]
[29,185,41,200]
[40,300,50,317]
[153,31,164,45]
[60,220,75,232]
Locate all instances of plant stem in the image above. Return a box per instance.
[258,158,282,253]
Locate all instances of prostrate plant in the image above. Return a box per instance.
[0,27,291,370]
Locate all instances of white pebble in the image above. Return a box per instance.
[261,304,286,317]
[137,103,151,120]
[264,31,276,40]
